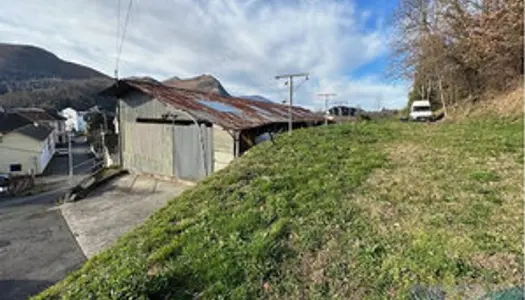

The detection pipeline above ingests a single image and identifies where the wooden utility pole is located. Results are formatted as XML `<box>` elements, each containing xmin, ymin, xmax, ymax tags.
<box><xmin>275</xmin><ymin>73</ymin><xmax>309</xmax><ymax>134</ymax></box>
<box><xmin>318</xmin><ymin>93</ymin><xmax>337</xmax><ymax>125</ymax></box>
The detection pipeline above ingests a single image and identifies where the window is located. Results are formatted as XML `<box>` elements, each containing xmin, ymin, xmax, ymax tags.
<box><xmin>10</xmin><ymin>164</ymin><xmax>22</xmax><ymax>172</ymax></box>
<box><xmin>412</xmin><ymin>106</ymin><xmax>431</xmax><ymax>112</ymax></box>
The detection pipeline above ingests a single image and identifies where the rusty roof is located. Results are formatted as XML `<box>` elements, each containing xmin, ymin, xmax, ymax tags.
<box><xmin>105</xmin><ymin>78</ymin><xmax>325</xmax><ymax>130</ymax></box>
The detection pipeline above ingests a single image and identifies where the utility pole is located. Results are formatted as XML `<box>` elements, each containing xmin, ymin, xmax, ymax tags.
<box><xmin>100</xmin><ymin>124</ymin><xmax>106</xmax><ymax>168</ymax></box>
<box><xmin>275</xmin><ymin>73</ymin><xmax>309</xmax><ymax>135</ymax></box>
<box><xmin>318</xmin><ymin>93</ymin><xmax>337</xmax><ymax>125</ymax></box>
<box><xmin>376</xmin><ymin>93</ymin><xmax>382</xmax><ymax>111</ymax></box>
<box><xmin>68</xmin><ymin>132</ymin><xmax>73</xmax><ymax>183</ymax></box>
<box><xmin>347</xmin><ymin>100</ymin><xmax>351</xmax><ymax>121</ymax></box>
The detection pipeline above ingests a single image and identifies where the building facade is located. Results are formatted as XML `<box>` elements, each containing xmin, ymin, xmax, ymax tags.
<box><xmin>0</xmin><ymin>124</ymin><xmax>54</xmax><ymax>175</ymax></box>
<box><xmin>61</xmin><ymin>107</ymin><xmax>87</xmax><ymax>133</ymax></box>
<box><xmin>103</xmin><ymin>78</ymin><xmax>324</xmax><ymax>182</ymax></box>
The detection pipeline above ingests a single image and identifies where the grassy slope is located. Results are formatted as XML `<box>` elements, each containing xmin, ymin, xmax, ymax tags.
<box><xmin>34</xmin><ymin>116</ymin><xmax>523</xmax><ymax>299</ymax></box>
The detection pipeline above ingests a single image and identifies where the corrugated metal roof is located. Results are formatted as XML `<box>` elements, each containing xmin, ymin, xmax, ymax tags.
<box><xmin>106</xmin><ymin>78</ymin><xmax>325</xmax><ymax>130</ymax></box>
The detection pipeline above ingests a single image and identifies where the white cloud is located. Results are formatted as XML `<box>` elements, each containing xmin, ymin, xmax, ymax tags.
<box><xmin>0</xmin><ymin>0</ymin><xmax>409</xmax><ymax>109</ymax></box>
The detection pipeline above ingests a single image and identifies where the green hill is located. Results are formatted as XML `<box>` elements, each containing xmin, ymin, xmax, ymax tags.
<box><xmin>33</xmin><ymin>112</ymin><xmax>523</xmax><ymax>299</ymax></box>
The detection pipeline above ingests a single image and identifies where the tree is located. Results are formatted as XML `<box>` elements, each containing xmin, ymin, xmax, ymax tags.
<box><xmin>391</xmin><ymin>0</ymin><xmax>524</xmax><ymax>109</ymax></box>
<box><xmin>85</xmin><ymin>112</ymin><xmax>115</xmax><ymax>134</ymax></box>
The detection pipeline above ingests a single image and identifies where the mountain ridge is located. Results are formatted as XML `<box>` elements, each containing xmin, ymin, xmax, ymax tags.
<box><xmin>0</xmin><ymin>43</ymin><xmax>114</xmax><ymax>110</ymax></box>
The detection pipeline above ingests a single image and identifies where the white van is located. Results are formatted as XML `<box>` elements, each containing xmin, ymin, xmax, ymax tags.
<box><xmin>409</xmin><ymin>100</ymin><xmax>432</xmax><ymax>121</ymax></box>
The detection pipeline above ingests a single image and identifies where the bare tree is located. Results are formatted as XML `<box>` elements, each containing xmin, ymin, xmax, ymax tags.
<box><xmin>391</xmin><ymin>0</ymin><xmax>524</xmax><ymax>108</ymax></box>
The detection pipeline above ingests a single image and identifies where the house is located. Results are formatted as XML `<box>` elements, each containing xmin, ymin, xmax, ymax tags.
<box><xmin>13</xmin><ymin>107</ymin><xmax>68</xmax><ymax>145</ymax></box>
<box><xmin>101</xmin><ymin>78</ymin><xmax>325</xmax><ymax>182</ymax></box>
<box><xmin>61</xmin><ymin>107</ymin><xmax>87</xmax><ymax>133</ymax></box>
<box><xmin>0</xmin><ymin>112</ymin><xmax>55</xmax><ymax>175</ymax></box>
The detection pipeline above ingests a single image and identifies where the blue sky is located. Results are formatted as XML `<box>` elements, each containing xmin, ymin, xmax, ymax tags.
<box><xmin>0</xmin><ymin>0</ymin><xmax>409</xmax><ymax>111</ymax></box>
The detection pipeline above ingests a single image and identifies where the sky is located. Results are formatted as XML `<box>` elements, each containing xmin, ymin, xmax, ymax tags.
<box><xmin>0</xmin><ymin>0</ymin><xmax>410</xmax><ymax>111</ymax></box>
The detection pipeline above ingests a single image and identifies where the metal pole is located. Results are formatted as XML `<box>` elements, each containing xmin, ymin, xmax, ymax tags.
<box><xmin>68</xmin><ymin>133</ymin><xmax>73</xmax><ymax>183</ymax></box>
<box><xmin>347</xmin><ymin>100</ymin><xmax>350</xmax><ymax>121</ymax></box>
<box><xmin>288</xmin><ymin>77</ymin><xmax>293</xmax><ymax>135</ymax></box>
<box><xmin>100</xmin><ymin>124</ymin><xmax>106</xmax><ymax>167</ymax></box>
<box><xmin>324</xmin><ymin>96</ymin><xmax>328</xmax><ymax>125</ymax></box>
<box><xmin>318</xmin><ymin>93</ymin><xmax>336</xmax><ymax>126</ymax></box>
<box><xmin>275</xmin><ymin>72</ymin><xmax>309</xmax><ymax>135</ymax></box>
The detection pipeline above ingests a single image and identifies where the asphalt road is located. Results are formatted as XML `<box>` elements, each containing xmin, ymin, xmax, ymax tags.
<box><xmin>0</xmin><ymin>142</ymin><xmax>94</xmax><ymax>300</ymax></box>
<box><xmin>41</xmin><ymin>142</ymin><xmax>97</xmax><ymax>184</ymax></box>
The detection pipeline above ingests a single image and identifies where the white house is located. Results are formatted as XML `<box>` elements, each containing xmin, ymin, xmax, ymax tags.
<box><xmin>61</xmin><ymin>107</ymin><xmax>87</xmax><ymax>133</ymax></box>
<box><xmin>0</xmin><ymin>123</ymin><xmax>55</xmax><ymax>175</ymax></box>
<box><xmin>14</xmin><ymin>108</ymin><xmax>68</xmax><ymax>145</ymax></box>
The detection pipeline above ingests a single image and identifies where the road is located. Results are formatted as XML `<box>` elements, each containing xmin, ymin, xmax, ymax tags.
<box><xmin>40</xmin><ymin>141</ymin><xmax>97</xmax><ymax>185</ymax></box>
<box><xmin>0</xmin><ymin>142</ymin><xmax>94</xmax><ymax>300</ymax></box>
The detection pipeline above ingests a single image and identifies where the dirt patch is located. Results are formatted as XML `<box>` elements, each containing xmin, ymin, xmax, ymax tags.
<box><xmin>471</xmin><ymin>253</ymin><xmax>521</xmax><ymax>279</ymax></box>
<box><xmin>448</xmin><ymin>85</ymin><xmax>523</xmax><ymax>121</ymax></box>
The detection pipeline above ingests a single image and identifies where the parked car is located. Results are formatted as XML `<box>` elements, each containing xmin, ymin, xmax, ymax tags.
<box><xmin>56</xmin><ymin>148</ymin><xmax>69</xmax><ymax>156</ymax></box>
<box><xmin>0</xmin><ymin>174</ymin><xmax>11</xmax><ymax>196</ymax></box>
<box><xmin>409</xmin><ymin>100</ymin><xmax>433</xmax><ymax>122</ymax></box>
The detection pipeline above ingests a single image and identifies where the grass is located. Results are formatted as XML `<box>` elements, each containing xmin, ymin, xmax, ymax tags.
<box><xmin>33</xmin><ymin>115</ymin><xmax>523</xmax><ymax>299</ymax></box>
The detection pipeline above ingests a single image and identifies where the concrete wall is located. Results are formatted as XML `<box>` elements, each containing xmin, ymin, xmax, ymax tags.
<box><xmin>213</xmin><ymin>125</ymin><xmax>234</xmax><ymax>171</ymax></box>
<box><xmin>0</xmin><ymin>133</ymin><xmax>41</xmax><ymax>175</ymax></box>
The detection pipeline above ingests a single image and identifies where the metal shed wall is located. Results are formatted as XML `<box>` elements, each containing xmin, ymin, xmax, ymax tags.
<box><xmin>173</xmin><ymin>124</ymin><xmax>213</xmax><ymax>181</ymax></box>
<box><xmin>120</xmin><ymin>92</ymin><xmax>176</xmax><ymax>177</ymax></box>
<box><xmin>212</xmin><ymin>125</ymin><xmax>235</xmax><ymax>171</ymax></box>
<box><xmin>119</xmin><ymin>91</ymin><xmax>214</xmax><ymax>180</ymax></box>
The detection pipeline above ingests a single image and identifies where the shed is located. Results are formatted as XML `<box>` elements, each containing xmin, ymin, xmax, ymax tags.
<box><xmin>102</xmin><ymin>78</ymin><xmax>324</xmax><ymax>181</ymax></box>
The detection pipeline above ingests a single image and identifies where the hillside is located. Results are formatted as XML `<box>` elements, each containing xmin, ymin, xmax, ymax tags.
<box><xmin>163</xmin><ymin>74</ymin><xmax>231</xmax><ymax>97</ymax></box>
<box><xmin>34</xmin><ymin>86</ymin><xmax>523</xmax><ymax>299</ymax></box>
<box><xmin>0</xmin><ymin>43</ymin><xmax>114</xmax><ymax>110</ymax></box>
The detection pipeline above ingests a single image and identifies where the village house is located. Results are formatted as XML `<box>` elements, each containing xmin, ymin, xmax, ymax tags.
<box><xmin>13</xmin><ymin>107</ymin><xmax>68</xmax><ymax>145</ymax></box>
<box><xmin>60</xmin><ymin>107</ymin><xmax>88</xmax><ymax>133</ymax></box>
<box><xmin>0</xmin><ymin>111</ymin><xmax>55</xmax><ymax>175</ymax></box>
<box><xmin>102</xmin><ymin>78</ymin><xmax>325</xmax><ymax>182</ymax></box>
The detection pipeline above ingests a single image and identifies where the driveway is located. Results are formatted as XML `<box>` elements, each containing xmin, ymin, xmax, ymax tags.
<box><xmin>0</xmin><ymin>172</ymin><xmax>190</xmax><ymax>299</ymax></box>
<box><xmin>61</xmin><ymin>174</ymin><xmax>191</xmax><ymax>258</ymax></box>
<box><xmin>0</xmin><ymin>189</ymin><xmax>86</xmax><ymax>300</ymax></box>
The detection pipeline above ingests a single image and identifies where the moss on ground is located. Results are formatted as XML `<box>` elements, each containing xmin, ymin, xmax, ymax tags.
<box><xmin>33</xmin><ymin>116</ymin><xmax>523</xmax><ymax>300</ymax></box>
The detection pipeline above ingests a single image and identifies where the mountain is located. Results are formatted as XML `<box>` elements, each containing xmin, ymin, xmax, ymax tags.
<box><xmin>239</xmin><ymin>95</ymin><xmax>274</xmax><ymax>103</ymax></box>
<box><xmin>163</xmin><ymin>74</ymin><xmax>278</xmax><ymax>104</ymax></box>
<box><xmin>163</xmin><ymin>74</ymin><xmax>231</xmax><ymax>97</ymax></box>
<box><xmin>0</xmin><ymin>43</ymin><xmax>114</xmax><ymax>111</ymax></box>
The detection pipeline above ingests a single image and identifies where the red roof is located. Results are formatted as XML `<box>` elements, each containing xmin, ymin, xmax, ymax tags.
<box><xmin>109</xmin><ymin>78</ymin><xmax>325</xmax><ymax>130</ymax></box>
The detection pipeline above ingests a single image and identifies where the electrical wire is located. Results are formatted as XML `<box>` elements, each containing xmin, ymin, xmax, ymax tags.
<box><xmin>115</xmin><ymin>0</ymin><xmax>121</xmax><ymax>78</ymax></box>
<box><xmin>293</xmin><ymin>77</ymin><xmax>309</xmax><ymax>92</ymax></box>
<box><xmin>115</xmin><ymin>0</ymin><xmax>134</xmax><ymax>79</ymax></box>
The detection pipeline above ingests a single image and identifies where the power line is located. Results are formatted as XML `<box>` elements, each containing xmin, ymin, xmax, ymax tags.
<box><xmin>294</xmin><ymin>77</ymin><xmax>309</xmax><ymax>93</ymax></box>
<box><xmin>116</xmin><ymin>0</ymin><xmax>121</xmax><ymax>77</ymax></box>
<box><xmin>115</xmin><ymin>0</ymin><xmax>134</xmax><ymax>80</ymax></box>
<box><xmin>275</xmin><ymin>73</ymin><xmax>309</xmax><ymax>135</ymax></box>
